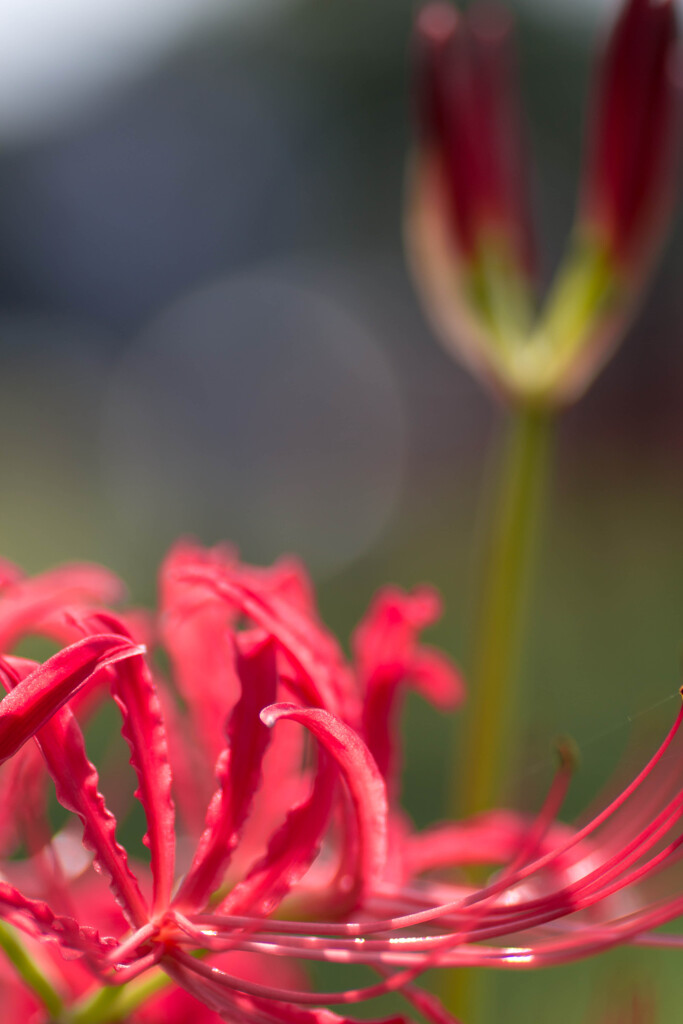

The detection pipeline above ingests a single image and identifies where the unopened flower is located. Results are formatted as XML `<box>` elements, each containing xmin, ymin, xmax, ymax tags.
<box><xmin>407</xmin><ymin>0</ymin><xmax>681</xmax><ymax>406</ymax></box>
<box><xmin>580</xmin><ymin>0</ymin><xmax>680</xmax><ymax>277</ymax></box>
<box><xmin>408</xmin><ymin>1</ymin><xmax>536</xmax><ymax>397</ymax></box>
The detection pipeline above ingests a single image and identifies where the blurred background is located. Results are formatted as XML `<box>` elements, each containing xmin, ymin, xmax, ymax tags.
<box><xmin>2</xmin><ymin>0</ymin><xmax>683</xmax><ymax>1019</ymax></box>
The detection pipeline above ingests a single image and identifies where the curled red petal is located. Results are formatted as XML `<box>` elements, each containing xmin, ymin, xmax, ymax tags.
<box><xmin>79</xmin><ymin>611</ymin><xmax>176</xmax><ymax>915</ymax></box>
<box><xmin>0</xmin><ymin>650</ymin><xmax>150</xmax><ymax>928</ymax></box>
<box><xmin>0</xmin><ymin>880</ymin><xmax>114</xmax><ymax>960</ymax></box>
<box><xmin>354</xmin><ymin>586</ymin><xmax>463</xmax><ymax>788</ymax></box>
<box><xmin>410</xmin><ymin>648</ymin><xmax>464</xmax><ymax>709</ymax></box>
<box><xmin>0</xmin><ymin>634</ymin><xmax>143</xmax><ymax>765</ymax></box>
<box><xmin>219</xmin><ymin>749</ymin><xmax>335</xmax><ymax>918</ymax></box>
<box><xmin>160</xmin><ymin>543</ymin><xmax>242</xmax><ymax>774</ymax></box>
<box><xmin>172</xmin><ymin>561</ymin><xmax>359</xmax><ymax>724</ymax></box>
<box><xmin>260</xmin><ymin>703</ymin><xmax>388</xmax><ymax>902</ymax></box>
<box><xmin>176</xmin><ymin>637</ymin><xmax>278</xmax><ymax>912</ymax></box>
<box><xmin>155</xmin><ymin>675</ymin><xmax>208</xmax><ymax>836</ymax></box>
<box><xmin>35</xmin><ymin>706</ymin><xmax>149</xmax><ymax>928</ymax></box>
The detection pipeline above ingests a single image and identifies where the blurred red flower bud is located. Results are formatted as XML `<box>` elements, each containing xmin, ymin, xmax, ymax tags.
<box><xmin>581</xmin><ymin>0</ymin><xmax>681</xmax><ymax>276</ymax></box>
<box><xmin>414</xmin><ymin>2</ymin><xmax>535</xmax><ymax>276</ymax></box>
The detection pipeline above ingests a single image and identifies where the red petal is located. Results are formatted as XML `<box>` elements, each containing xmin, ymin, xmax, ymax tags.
<box><xmin>175</xmin><ymin>637</ymin><xmax>278</xmax><ymax>912</ymax></box>
<box><xmin>0</xmin><ymin>558</ymin><xmax>23</xmax><ymax>591</ymax></box>
<box><xmin>81</xmin><ymin>612</ymin><xmax>176</xmax><ymax>915</ymax></box>
<box><xmin>354</xmin><ymin>587</ymin><xmax>463</xmax><ymax>788</ymax></box>
<box><xmin>0</xmin><ymin>649</ymin><xmax>150</xmax><ymax>928</ymax></box>
<box><xmin>401</xmin><ymin>810</ymin><xmax>577</xmax><ymax>876</ymax></box>
<box><xmin>219</xmin><ymin>749</ymin><xmax>335</xmax><ymax>918</ymax></box>
<box><xmin>0</xmin><ymin>744</ymin><xmax>45</xmax><ymax>856</ymax></box>
<box><xmin>260</xmin><ymin>704</ymin><xmax>388</xmax><ymax>902</ymax></box>
<box><xmin>410</xmin><ymin>648</ymin><xmax>464</xmax><ymax>709</ymax></box>
<box><xmin>0</xmin><ymin>564</ymin><xmax>125</xmax><ymax>651</ymax></box>
<box><xmin>0</xmin><ymin>880</ymin><xmax>114</xmax><ymax>959</ymax></box>
<box><xmin>37</xmin><ymin>708</ymin><xmax>149</xmax><ymax>928</ymax></box>
<box><xmin>156</xmin><ymin>676</ymin><xmax>208</xmax><ymax>836</ymax></box>
<box><xmin>252</xmin><ymin>557</ymin><xmax>318</xmax><ymax>618</ymax></box>
<box><xmin>0</xmin><ymin>634</ymin><xmax>142</xmax><ymax>764</ymax></box>
<box><xmin>160</xmin><ymin>543</ymin><xmax>242</xmax><ymax>776</ymax></box>
<box><xmin>171</xmin><ymin>560</ymin><xmax>359</xmax><ymax>724</ymax></box>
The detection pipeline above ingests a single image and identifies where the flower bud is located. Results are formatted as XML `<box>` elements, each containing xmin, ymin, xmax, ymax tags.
<box><xmin>533</xmin><ymin>0</ymin><xmax>682</xmax><ymax>406</ymax></box>
<box><xmin>408</xmin><ymin>2</ymin><xmax>536</xmax><ymax>399</ymax></box>
<box><xmin>414</xmin><ymin>2</ymin><xmax>535</xmax><ymax>276</ymax></box>
<box><xmin>581</xmin><ymin>0</ymin><xmax>680</xmax><ymax>277</ymax></box>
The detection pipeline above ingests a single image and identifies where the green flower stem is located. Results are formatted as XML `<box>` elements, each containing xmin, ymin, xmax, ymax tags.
<box><xmin>0</xmin><ymin>919</ymin><xmax>65</xmax><ymax>1019</ymax></box>
<box><xmin>457</xmin><ymin>404</ymin><xmax>554</xmax><ymax>820</ymax></box>
<box><xmin>441</xmin><ymin>406</ymin><xmax>553</xmax><ymax>1023</ymax></box>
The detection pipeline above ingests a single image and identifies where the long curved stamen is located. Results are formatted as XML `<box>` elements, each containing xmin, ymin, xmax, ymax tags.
<box><xmin>102</xmin><ymin>923</ymin><xmax>157</xmax><ymax>968</ymax></box>
<box><xmin>107</xmin><ymin>948</ymin><xmax>164</xmax><ymax>985</ymax></box>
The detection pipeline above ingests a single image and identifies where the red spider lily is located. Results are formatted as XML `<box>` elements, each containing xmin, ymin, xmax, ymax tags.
<box><xmin>0</xmin><ymin>907</ymin><xmax>309</xmax><ymax>1024</ymax></box>
<box><xmin>0</xmin><ymin>550</ymin><xmax>682</xmax><ymax>1023</ymax></box>
<box><xmin>0</xmin><ymin>552</ymin><xmax>462</xmax><ymax>1024</ymax></box>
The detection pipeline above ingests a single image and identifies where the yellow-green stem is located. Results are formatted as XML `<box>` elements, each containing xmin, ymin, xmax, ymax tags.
<box><xmin>442</xmin><ymin>406</ymin><xmax>553</xmax><ymax>1023</ymax></box>
<box><xmin>458</xmin><ymin>404</ymin><xmax>553</xmax><ymax>818</ymax></box>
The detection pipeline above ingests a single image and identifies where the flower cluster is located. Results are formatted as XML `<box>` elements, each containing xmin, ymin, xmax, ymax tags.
<box><xmin>0</xmin><ymin>546</ymin><xmax>681</xmax><ymax>1023</ymax></box>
